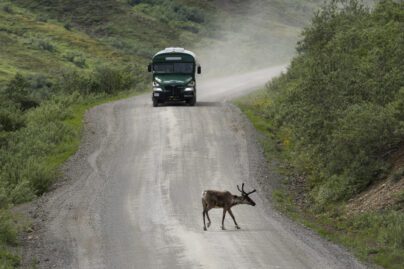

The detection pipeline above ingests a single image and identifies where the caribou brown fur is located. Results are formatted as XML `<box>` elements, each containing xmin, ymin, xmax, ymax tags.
<box><xmin>202</xmin><ymin>183</ymin><xmax>256</xmax><ymax>231</ymax></box>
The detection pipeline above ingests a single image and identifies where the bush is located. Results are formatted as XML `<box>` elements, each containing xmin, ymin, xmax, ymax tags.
<box><xmin>0</xmin><ymin>248</ymin><xmax>20</xmax><ymax>269</ymax></box>
<box><xmin>0</xmin><ymin>94</ymin><xmax>78</xmax><ymax>202</ymax></box>
<box><xmin>133</xmin><ymin>1</ymin><xmax>206</xmax><ymax>24</ymax></box>
<box><xmin>0</xmin><ymin>210</ymin><xmax>20</xmax><ymax>268</ymax></box>
<box><xmin>29</xmin><ymin>37</ymin><xmax>56</xmax><ymax>52</ymax></box>
<box><xmin>57</xmin><ymin>70</ymin><xmax>92</xmax><ymax>94</ymax></box>
<box><xmin>2</xmin><ymin>74</ymin><xmax>40</xmax><ymax>111</ymax></box>
<box><xmin>57</xmin><ymin>66</ymin><xmax>134</xmax><ymax>95</ymax></box>
<box><xmin>90</xmin><ymin>66</ymin><xmax>134</xmax><ymax>94</ymax></box>
<box><xmin>64</xmin><ymin>22</ymin><xmax>72</xmax><ymax>31</ymax></box>
<box><xmin>63</xmin><ymin>51</ymin><xmax>87</xmax><ymax>68</ymax></box>
<box><xmin>127</xmin><ymin>0</ymin><xmax>142</xmax><ymax>5</ymax></box>
<box><xmin>1</xmin><ymin>73</ymin><xmax>55</xmax><ymax>111</ymax></box>
<box><xmin>2</xmin><ymin>5</ymin><xmax>13</xmax><ymax>14</ymax></box>
<box><xmin>25</xmin><ymin>160</ymin><xmax>56</xmax><ymax>195</ymax></box>
<box><xmin>324</xmin><ymin>104</ymin><xmax>401</xmax><ymax>198</ymax></box>
<box><xmin>36</xmin><ymin>14</ymin><xmax>48</xmax><ymax>22</ymax></box>
<box><xmin>0</xmin><ymin>102</ymin><xmax>25</xmax><ymax>132</ymax></box>
<box><xmin>352</xmin><ymin>211</ymin><xmax>404</xmax><ymax>249</ymax></box>
<box><xmin>0</xmin><ymin>211</ymin><xmax>17</xmax><ymax>246</ymax></box>
<box><xmin>262</xmin><ymin>0</ymin><xmax>404</xmax><ymax>205</ymax></box>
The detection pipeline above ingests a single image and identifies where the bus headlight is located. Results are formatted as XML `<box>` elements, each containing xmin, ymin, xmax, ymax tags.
<box><xmin>184</xmin><ymin>87</ymin><xmax>194</xmax><ymax>92</ymax></box>
<box><xmin>187</xmin><ymin>80</ymin><xmax>195</xmax><ymax>87</ymax></box>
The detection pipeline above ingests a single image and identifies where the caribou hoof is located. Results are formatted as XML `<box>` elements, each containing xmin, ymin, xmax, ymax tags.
<box><xmin>221</xmin><ymin>226</ymin><xmax>226</xmax><ymax>230</ymax></box>
<box><xmin>207</xmin><ymin>222</ymin><xmax>211</xmax><ymax>228</ymax></box>
<box><xmin>204</xmin><ymin>227</ymin><xmax>207</xmax><ymax>231</ymax></box>
<box><xmin>236</xmin><ymin>225</ymin><xmax>241</xmax><ymax>229</ymax></box>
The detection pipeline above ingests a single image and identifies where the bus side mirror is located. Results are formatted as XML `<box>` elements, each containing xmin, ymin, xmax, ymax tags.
<box><xmin>197</xmin><ymin>65</ymin><xmax>201</xmax><ymax>74</ymax></box>
<box><xmin>148</xmin><ymin>64</ymin><xmax>152</xmax><ymax>72</ymax></box>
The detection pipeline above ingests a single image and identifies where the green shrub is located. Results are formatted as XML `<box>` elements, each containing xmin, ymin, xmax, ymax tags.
<box><xmin>127</xmin><ymin>0</ymin><xmax>142</xmax><ymax>5</ymax></box>
<box><xmin>64</xmin><ymin>22</ymin><xmax>72</xmax><ymax>31</ymax></box>
<box><xmin>325</xmin><ymin>104</ymin><xmax>400</xmax><ymax>197</ymax></box>
<box><xmin>352</xmin><ymin>211</ymin><xmax>404</xmax><ymax>249</ymax></box>
<box><xmin>392</xmin><ymin>168</ymin><xmax>404</xmax><ymax>182</ymax></box>
<box><xmin>133</xmin><ymin>1</ymin><xmax>206</xmax><ymax>24</ymax></box>
<box><xmin>25</xmin><ymin>160</ymin><xmax>56</xmax><ymax>195</ymax></box>
<box><xmin>0</xmin><ymin>248</ymin><xmax>20</xmax><ymax>268</ymax></box>
<box><xmin>26</xmin><ymin>74</ymin><xmax>55</xmax><ymax>101</ymax></box>
<box><xmin>2</xmin><ymin>74</ymin><xmax>40</xmax><ymax>111</ymax></box>
<box><xmin>263</xmin><ymin>0</ymin><xmax>404</xmax><ymax>206</ymax></box>
<box><xmin>63</xmin><ymin>51</ymin><xmax>87</xmax><ymax>68</ymax></box>
<box><xmin>1</xmin><ymin>73</ymin><xmax>55</xmax><ymax>111</ymax></box>
<box><xmin>90</xmin><ymin>66</ymin><xmax>134</xmax><ymax>94</ymax></box>
<box><xmin>57</xmin><ymin>70</ymin><xmax>92</xmax><ymax>95</ymax></box>
<box><xmin>0</xmin><ymin>210</ymin><xmax>20</xmax><ymax>268</ymax></box>
<box><xmin>28</xmin><ymin>37</ymin><xmax>56</xmax><ymax>52</ymax></box>
<box><xmin>0</xmin><ymin>186</ymin><xmax>9</xmax><ymax>209</ymax></box>
<box><xmin>0</xmin><ymin>102</ymin><xmax>25</xmax><ymax>132</ymax></box>
<box><xmin>57</xmin><ymin>66</ymin><xmax>134</xmax><ymax>95</ymax></box>
<box><xmin>2</xmin><ymin>5</ymin><xmax>13</xmax><ymax>14</ymax></box>
<box><xmin>0</xmin><ymin>94</ymin><xmax>78</xmax><ymax>202</ymax></box>
<box><xmin>36</xmin><ymin>14</ymin><xmax>48</xmax><ymax>22</ymax></box>
<box><xmin>0</xmin><ymin>211</ymin><xmax>17</xmax><ymax>246</ymax></box>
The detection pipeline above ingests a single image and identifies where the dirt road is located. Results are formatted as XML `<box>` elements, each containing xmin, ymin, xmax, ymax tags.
<box><xmin>25</xmin><ymin>66</ymin><xmax>367</xmax><ymax>268</ymax></box>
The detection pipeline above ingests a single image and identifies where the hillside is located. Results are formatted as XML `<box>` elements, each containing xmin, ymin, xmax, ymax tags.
<box><xmin>1</xmin><ymin>0</ymin><xmax>322</xmax><ymax>80</ymax></box>
<box><xmin>237</xmin><ymin>1</ymin><xmax>404</xmax><ymax>268</ymax></box>
<box><xmin>0</xmin><ymin>0</ymin><xmax>321</xmax><ymax>267</ymax></box>
<box><xmin>0</xmin><ymin>0</ymin><xmax>214</xmax><ymax>85</ymax></box>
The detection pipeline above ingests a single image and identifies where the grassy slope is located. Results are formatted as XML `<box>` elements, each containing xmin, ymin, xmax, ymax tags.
<box><xmin>237</xmin><ymin>1</ymin><xmax>404</xmax><ymax>268</ymax></box>
<box><xmin>0</xmin><ymin>4</ymin><xmax>130</xmax><ymax>83</ymax></box>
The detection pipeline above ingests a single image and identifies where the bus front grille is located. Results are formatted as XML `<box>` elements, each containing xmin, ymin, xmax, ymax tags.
<box><xmin>165</xmin><ymin>86</ymin><xmax>183</xmax><ymax>97</ymax></box>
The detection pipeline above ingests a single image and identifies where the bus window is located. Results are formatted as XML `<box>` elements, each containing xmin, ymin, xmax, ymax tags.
<box><xmin>153</xmin><ymin>63</ymin><xmax>194</xmax><ymax>74</ymax></box>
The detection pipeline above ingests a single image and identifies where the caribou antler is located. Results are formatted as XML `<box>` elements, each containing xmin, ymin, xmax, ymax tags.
<box><xmin>246</xmin><ymin>189</ymin><xmax>256</xmax><ymax>196</ymax></box>
<box><xmin>237</xmin><ymin>183</ymin><xmax>245</xmax><ymax>194</ymax></box>
<box><xmin>237</xmin><ymin>183</ymin><xmax>256</xmax><ymax>196</ymax></box>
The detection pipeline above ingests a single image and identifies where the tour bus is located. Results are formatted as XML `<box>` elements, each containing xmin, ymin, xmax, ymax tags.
<box><xmin>148</xmin><ymin>47</ymin><xmax>201</xmax><ymax>107</ymax></box>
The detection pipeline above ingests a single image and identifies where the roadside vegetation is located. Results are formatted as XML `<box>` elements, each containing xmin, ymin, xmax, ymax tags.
<box><xmin>237</xmin><ymin>1</ymin><xmax>404</xmax><ymax>268</ymax></box>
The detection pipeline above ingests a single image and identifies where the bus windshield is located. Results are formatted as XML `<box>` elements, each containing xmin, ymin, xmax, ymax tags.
<box><xmin>153</xmin><ymin>63</ymin><xmax>194</xmax><ymax>74</ymax></box>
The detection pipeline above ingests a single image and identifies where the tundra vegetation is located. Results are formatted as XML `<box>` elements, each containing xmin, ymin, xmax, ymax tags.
<box><xmin>0</xmin><ymin>0</ymin><xmax>321</xmax><ymax>267</ymax></box>
<box><xmin>237</xmin><ymin>1</ymin><xmax>404</xmax><ymax>268</ymax></box>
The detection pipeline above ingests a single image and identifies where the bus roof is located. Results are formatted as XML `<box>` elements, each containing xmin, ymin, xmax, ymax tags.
<box><xmin>153</xmin><ymin>47</ymin><xmax>197</xmax><ymax>62</ymax></box>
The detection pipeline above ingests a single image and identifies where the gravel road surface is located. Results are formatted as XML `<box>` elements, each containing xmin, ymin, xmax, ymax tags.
<box><xmin>23</xmin><ymin>66</ymin><xmax>367</xmax><ymax>269</ymax></box>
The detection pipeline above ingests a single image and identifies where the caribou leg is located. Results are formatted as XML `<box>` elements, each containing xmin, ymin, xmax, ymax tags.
<box><xmin>205</xmin><ymin>209</ymin><xmax>211</xmax><ymax>228</ymax></box>
<box><xmin>203</xmin><ymin>210</ymin><xmax>207</xmax><ymax>231</ymax></box>
<box><xmin>228</xmin><ymin>208</ymin><xmax>240</xmax><ymax>229</ymax></box>
<box><xmin>221</xmin><ymin>208</ymin><xmax>227</xmax><ymax>230</ymax></box>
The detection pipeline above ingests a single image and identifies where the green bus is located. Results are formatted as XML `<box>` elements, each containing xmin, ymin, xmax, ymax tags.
<box><xmin>148</xmin><ymin>47</ymin><xmax>201</xmax><ymax>107</ymax></box>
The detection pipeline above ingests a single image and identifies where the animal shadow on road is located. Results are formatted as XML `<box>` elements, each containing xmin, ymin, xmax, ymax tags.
<box><xmin>201</xmin><ymin>227</ymin><xmax>269</xmax><ymax>233</ymax></box>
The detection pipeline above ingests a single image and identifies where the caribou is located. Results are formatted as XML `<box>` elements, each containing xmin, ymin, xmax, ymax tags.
<box><xmin>202</xmin><ymin>183</ymin><xmax>256</xmax><ymax>231</ymax></box>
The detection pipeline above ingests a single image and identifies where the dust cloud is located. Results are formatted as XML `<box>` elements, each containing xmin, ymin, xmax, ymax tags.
<box><xmin>194</xmin><ymin>0</ymin><xmax>320</xmax><ymax>79</ymax></box>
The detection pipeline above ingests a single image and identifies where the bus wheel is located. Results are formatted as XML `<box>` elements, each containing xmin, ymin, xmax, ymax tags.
<box><xmin>153</xmin><ymin>99</ymin><xmax>159</xmax><ymax>107</ymax></box>
<box><xmin>188</xmin><ymin>97</ymin><xmax>196</xmax><ymax>106</ymax></box>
